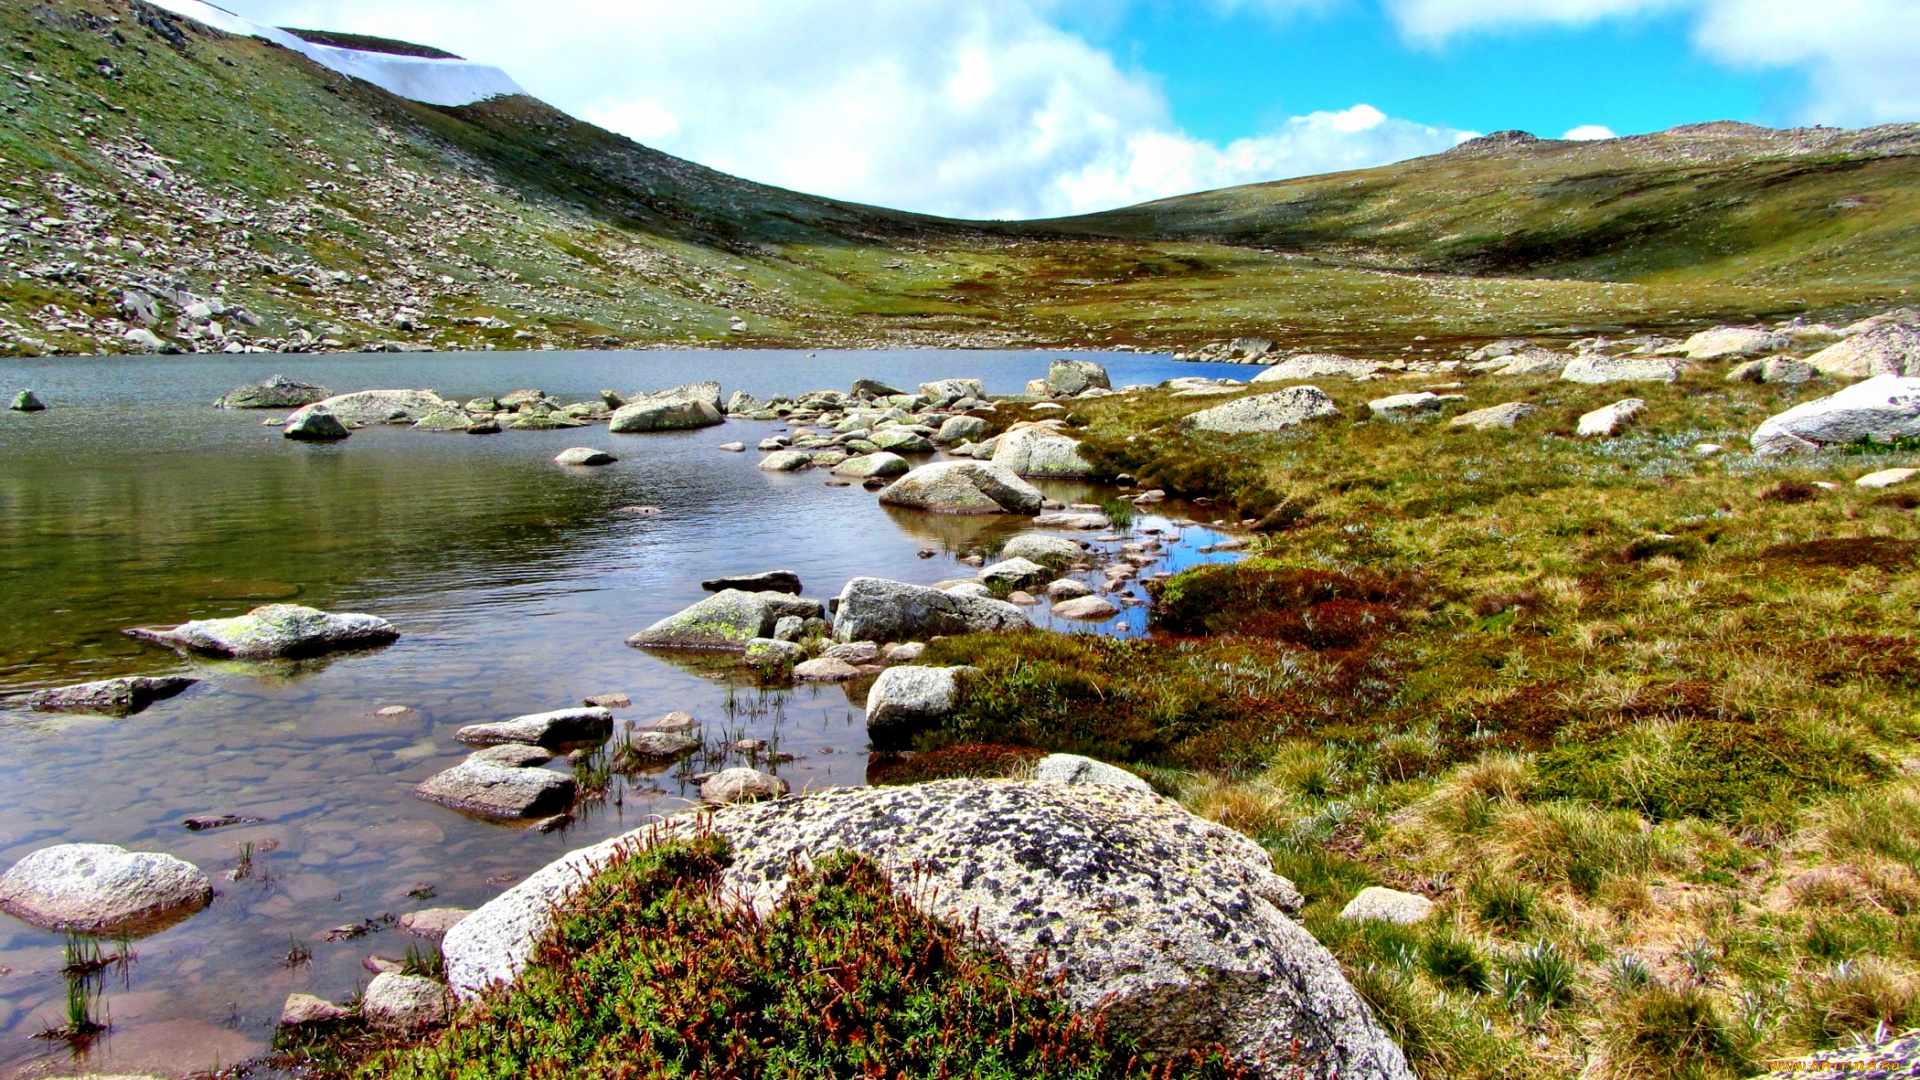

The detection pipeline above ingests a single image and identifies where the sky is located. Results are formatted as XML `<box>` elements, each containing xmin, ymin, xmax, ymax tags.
<box><xmin>219</xmin><ymin>0</ymin><xmax>1920</xmax><ymax>221</ymax></box>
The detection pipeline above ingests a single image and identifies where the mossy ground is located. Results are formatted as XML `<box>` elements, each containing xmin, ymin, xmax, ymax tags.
<box><xmin>921</xmin><ymin>370</ymin><xmax>1920</xmax><ymax>1079</ymax></box>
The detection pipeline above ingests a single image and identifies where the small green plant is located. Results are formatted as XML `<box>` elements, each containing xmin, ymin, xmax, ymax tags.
<box><xmin>1421</xmin><ymin>927</ymin><xmax>1490</xmax><ymax>993</ymax></box>
<box><xmin>283</xmin><ymin>937</ymin><xmax>313</xmax><ymax>969</ymax></box>
<box><xmin>1101</xmin><ymin>497</ymin><xmax>1137</xmax><ymax>529</ymax></box>
<box><xmin>401</xmin><ymin>942</ymin><xmax>444</xmax><ymax>979</ymax></box>
<box><xmin>1469</xmin><ymin>875</ymin><xmax>1538</xmax><ymax>934</ymax></box>
<box><xmin>1609</xmin><ymin>952</ymin><xmax>1654</xmax><ymax>992</ymax></box>
<box><xmin>573</xmin><ymin>746</ymin><xmax>614</xmax><ymax>798</ymax></box>
<box><xmin>1501</xmin><ymin>939</ymin><xmax>1577</xmax><ymax>1015</ymax></box>
<box><xmin>1678</xmin><ymin>937</ymin><xmax>1720</xmax><ymax>987</ymax></box>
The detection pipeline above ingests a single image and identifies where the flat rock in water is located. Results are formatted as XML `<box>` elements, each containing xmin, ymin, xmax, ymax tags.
<box><xmin>757</xmin><ymin>450</ymin><xmax>814</xmax><ymax>472</ymax></box>
<box><xmin>879</xmin><ymin>460</ymin><xmax>1045</xmax><ymax>515</ymax></box>
<box><xmin>1577</xmin><ymin>398</ymin><xmax>1647</xmax><ymax>438</ymax></box>
<box><xmin>1047</xmin><ymin>578</ymin><xmax>1095</xmax><ymax>599</ymax></box>
<box><xmin>287</xmin><ymin>389</ymin><xmax>453</xmax><ymax>427</ymax></box>
<box><xmin>0</xmin><ymin>843</ymin><xmax>212</xmax><ymax>935</ymax></box>
<box><xmin>219</xmin><ymin>375</ymin><xmax>330</xmax><ymax>409</ymax></box>
<box><xmin>832</xmin><ymin>577</ymin><xmax>1027</xmax><ymax>643</ymax></box>
<box><xmin>126</xmin><ymin>604</ymin><xmax>398</xmax><ymax>660</ymax></box>
<box><xmin>26</xmin><ymin>675</ymin><xmax>197</xmax><ymax>717</ymax></box>
<box><xmin>830</xmin><ymin>452</ymin><xmax>910</xmax><ymax>479</ymax></box>
<box><xmin>871</xmin><ymin>429</ymin><xmax>935</xmax><ymax>454</ymax></box>
<box><xmin>1560</xmin><ymin>355</ymin><xmax>1683</xmax><ymax>384</ymax></box>
<box><xmin>1052</xmin><ymin>595</ymin><xmax>1120</xmax><ymax>621</ymax></box>
<box><xmin>283</xmin><ymin>406</ymin><xmax>350</xmax><ymax>441</ymax></box>
<box><xmin>1033</xmin><ymin>511</ymin><xmax>1110</xmax><ymax>530</ymax></box>
<box><xmin>553</xmin><ymin>447</ymin><xmax>617</xmax><ymax>466</ymax></box>
<box><xmin>621</xmin><ymin>730</ymin><xmax>700</xmax><ymax>760</ymax></box>
<box><xmin>469</xmin><ymin>744</ymin><xmax>554</xmax><ymax>768</ymax></box>
<box><xmin>979</xmin><ymin>557</ymin><xmax>1049</xmax><ymax>587</ymax></box>
<box><xmin>1184</xmin><ymin>387</ymin><xmax>1341</xmax><ymax>434</ymax></box>
<box><xmin>415</xmin><ymin>759</ymin><xmax>576</xmax><ymax>819</ymax></box>
<box><xmin>1752</xmin><ymin>375</ymin><xmax>1920</xmax><ymax>455</ymax></box>
<box><xmin>628</xmin><ymin>590</ymin><xmax>826</xmax><ymax>652</ymax></box>
<box><xmin>700</xmin><ymin>767</ymin><xmax>790</xmax><ymax>805</ymax></box>
<box><xmin>609</xmin><ymin>397</ymin><xmax>724</xmax><ymax>433</ymax></box>
<box><xmin>584</xmin><ymin>693</ymin><xmax>631</xmax><ymax>709</ymax></box>
<box><xmin>1807</xmin><ymin>323</ymin><xmax>1920</xmax><ymax>379</ymax></box>
<box><xmin>793</xmin><ymin>657</ymin><xmax>863</xmax><ymax>682</ymax></box>
<box><xmin>455</xmin><ymin>707</ymin><xmax>613</xmax><ymax>748</ymax></box>
<box><xmin>701</xmin><ymin>570</ymin><xmax>803</xmax><ymax>595</ymax></box>
<box><xmin>399</xmin><ymin>907</ymin><xmax>472</xmax><ymax>940</ymax></box>
<box><xmin>991</xmin><ymin>426</ymin><xmax>1094</xmax><ymax>478</ymax></box>
<box><xmin>1449</xmin><ymin>402</ymin><xmax>1536</xmax><ymax>430</ymax></box>
<box><xmin>442</xmin><ymin>781</ymin><xmax>1408</xmax><ymax>1080</ymax></box>
<box><xmin>1032</xmin><ymin>753</ymin><xmax>1151</xmax><ymax>792</ymax></box>
<box><xmin>1001</xmin><ymin>534</ymin><xmax>1083</xmax><ymax>565</ymax></box>
<box><xmin>280</xmin><ymin>993</ymin><xmax>351</xmax><ymax>1026</ymax></box>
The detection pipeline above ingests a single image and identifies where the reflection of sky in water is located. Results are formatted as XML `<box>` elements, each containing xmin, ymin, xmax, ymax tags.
<box><xmin>0</xmin><ymin>350</ymin><xmax>1248</xmax><ymax>1076</ymax></box>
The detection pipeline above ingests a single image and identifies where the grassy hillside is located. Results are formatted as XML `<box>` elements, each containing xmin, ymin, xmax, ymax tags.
<box><xmin>0</xmin><ymin>0</ymin><xmax>1914</xmax><ymax>361</ymax></box>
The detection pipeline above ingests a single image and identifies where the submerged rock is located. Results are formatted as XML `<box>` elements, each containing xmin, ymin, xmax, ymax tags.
<box><xmin>415</xmin><ymin>756</ymin><xmax>577</xmax><ymax>819</ymax></box>
<box><xmin>0</xmin><ymin>843</ymin><xmax>212</xmax><ymax>935</ymax></box>
<box><xmin>553</xmin><ymin>447</ymin><xmax>617</xmax><ymax>467</ymax></box>
<box><xmin>25</xmin><ymin>675</ymin><xmax>197</xmax><ymax>717</ymax></box>
<box><xmin>282</xmin><ymin>406</ymin><xmax>350</xmax><ymax>441</ymax></box>
<box><xmin>10</xmin><ymin>389</ymin><xmax>48</xmax><ymax>412</ymax></box>
<box><xmin>441</xmin><ymin>780</ymin><xmax>1406</xmax><ymax>1080</ymax></box>
<box><xmin>701</xmin><ymin>570</ymin><xmax>803</xmax><ymax>595</ymax></box>
<box><xmin>455</xmin><ymin>707</ymin><xmax>614</xmax><ymax>748</ymax></box>
<box><xmin>126</xmin><ymin>604</ymin><xmax>398</xmax><ymax>660</ymax></box>
<box><xmin>399</xmin><ymin>907</ymin><xmax>472</xmax><ymax>941</ymax></box>
<box><xmin>878</xmin><ymin>460</ymin><xmax>1045</xmax><ymax>515</ymax></box>
<box><xmin>218</xmin><ymin>375</ymin><xmax>330</xmax><ymax>409</ymax></box>
<box><xmin>832</xmin><ymin>577</ymin><xmax>1027</xmax><ymax>643</ymax></box>
<box><xmin>1184</xmin><ymin>387</ymin><xmax>1341</xmax><ymax>434</ymax></box>
<box><xmin>629</xmin><ymin>590</ymin><xmax>826</xmax><ymax>652</ymax></box>
<box><xmin>1753</xmin><ymin>374</ymin><xmax>1920</xmax><ymax>455</ymax></box>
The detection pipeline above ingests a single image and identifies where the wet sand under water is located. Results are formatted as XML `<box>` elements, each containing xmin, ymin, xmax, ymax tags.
<box><xmin>0</xmin><ymin>349</ymin><xmax>1251</xmax><ymax>1077</ymax></box>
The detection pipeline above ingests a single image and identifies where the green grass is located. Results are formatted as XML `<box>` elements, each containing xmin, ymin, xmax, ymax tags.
<box><xmin>358</xmin><ymin>836</ymin><xmax>1245</xmax><ymax>1080</ymax></box>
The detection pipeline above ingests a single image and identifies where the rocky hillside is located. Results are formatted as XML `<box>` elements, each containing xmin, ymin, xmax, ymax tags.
<box><xmin>0</xmin><ymin>0</ymin><xmax>1915</xmax><ymax>359</ymax></box>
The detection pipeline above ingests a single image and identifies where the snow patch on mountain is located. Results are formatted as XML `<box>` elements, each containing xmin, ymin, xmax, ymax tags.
<box><xmin>142</xmin><ymin>0</ymin><xmax>525</xmax><ymax>108</ymax></box>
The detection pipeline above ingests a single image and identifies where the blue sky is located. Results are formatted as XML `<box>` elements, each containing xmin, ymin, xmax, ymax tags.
<box><xmin>224</xmin><ymin>0</ymin><xmax>1918</xmax><ymax>220</ymax></box>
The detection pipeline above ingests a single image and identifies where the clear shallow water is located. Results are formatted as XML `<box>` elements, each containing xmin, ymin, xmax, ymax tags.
<box><xmin>0</xmin><ymin>349</ymin><xmax>1250</xmax><ymax>1077</ymax></box>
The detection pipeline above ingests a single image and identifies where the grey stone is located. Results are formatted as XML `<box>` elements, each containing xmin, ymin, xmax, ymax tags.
<box><xmin>1032</xmin><ymin>753</ymin><xmax>1151</xmax><ymax>792</ymax></box>
<box><xmin>701</xmin><ymin>767</ymin><xmax>790</xmax><ymax>805</ymax></box>
<box><xmin>1001</xmin><ymin>534</ymin><xmax>1083</xmax><ymax>566</ymax></box>
<box><xmin>286</xmin><ymin>389</ymin><xmax>455</xmax><ymax>427</ymax></box>
<box><xmin>1251</xmin><ymin>354</ymin><xmax>1381</xmax><ymax>382</ymax></box>
<box><xmin>26</xmin><ymin>676</ymin><xmax>197</xmax><ymax>717</ymax></box>
<box><xmin>934</xmin><ymin>415</ymin><xmax>988</xmax><ymax>444</ymax></box>
<box><xmin>414</xmin><ymin>759</ymin><xmax>576</xmax><ymax>819</ymax></box>
<box><xmin>1728</xmin><ymin>357</ymin><xmax>1818</xmax><ymax>385</ymax></box>
<box><xmin>1485</xmin><ymin>348</ymin><xmax>1570</xmax><ymax>377</ymax></box>
<box><xmin>362</xmin><ymin>973</ymin><xmax>451</xmax><ymax>1030</ymax></box>
<box><xmin>1753</xmin><ymin>375</ymin><xmax>1920</xmax><ymax>455</ymax></box>
<box><xmin>628</xmin><ymin>591</ymin><xmax>826</xmax><ymax>652</ymax></box>
<box><xmin>884</xmin><ymin>642</ymin><xmax>926</xmax><ymax>663</ymax></box>
<box><xmin>992</xmin><ymin>427</ymin><xmax>1094</xmax><ymax>478</ymax></box>
<box><xmin>1046</xmin><ymin>578</ymin><xmax>1095</xmax><ymax>599</ymax></box>
<box><xmin>979</xmin><ymin>557</ymin><xmax>1049</xmax><ymax>587</ymax></box>
<box><xmin>609</xmin><ymin>397</ymin><xmax>724</xmax><ymax>433</ymax></box>
<box><xmin>1560</xmin><ymin>355</ymin><xmax>1683</xmax><ymax>384</ymax></box>
<box><xmin>852</xmin><ymin>378</ymin><xmax>906</xmax><ymax>397</ymax></box>
<box><xmin>745</xmin><ymin>638</ymin><xmax>805</xmax><ymax>666</ymax></box>
<box><xmin>832</xmin><ymin>577</ymin><xmax>1027</xmax><ymax>643</ymax></box>
<box><xmin>864</xmin><ymin>665</ymin><xmax>969</xmax><ymax>743</ymax></box>
<box><xmin>1338</xmin><ymin>887</ymin><xmax>1435</xmax><ymax>926</ymax></box>
<box><xmin>701</xmin><ymin>570</ymin><xmax>803</xmax><ymax>595</ymax></box>
<box><xmin>1047</xmin><ymin>359</ymin><xmax>1111</xmax><ymax>395</ymax></box>
<box><xmin>1032</xmin><ymin>511</ymin><xmax>1110</xmax><ymax>530</ymax></box>
<box><xmin>1577</xmin><ymin>399</ymin><xmax>1647</xmax><ymax>438</ymax></box>
<box><xmin>771</xmin><ymin>616</ymin><xmax>808</xmax><ymax>642</ymax></box>
<box><xmin>0</xmin><ymin>843</ymin><xmax>211</xmax><ymax>935</ymax></box>
<box><xmin>400</xmin><ymin>907</ymin><xmax>472</xmax><ymax>940</ymax></box>
<box><xmin>280</xmin><ymin>993</ymin><xmax>351</xmax><ymax>1026</ymax></box>
<box><xmin>793</xmin><ymin>657</ymin><xmax>863</xmax><ymax>682</ymax></box>
<box><xmin>1449</xmin><ymin>402</ymin><xmax>1537</xmax><ymax>430</ymax></box>
<box><xmin>441</xmin><ymin>781</ymin><xmax>1402</xmax><ymax>1080</ymax></box>
<box><xmin>919</xmin><ymin>378</ymin><xmax>986</xmax><ymax>404</ymax></box>
<box><xmin>469</xmin><ymin>744</ymin><xmax>554</xmax><ymax>768</ymax></box>
<box><xmin>1807</xmin><ymin>323</ymin><xmax>1920</xmax><ymax>379</ymax></box>
<box><xmin>726</xmin><ymin>390</ymin><xmax>761</xmax><ymax>414</ymax></box>
<box><xmin>126</xmin><ymin>604</ymin><xmax>398</xmax><ymax>659</ymax></box>
<box><xmin>455</xmin><ymin>707</ymin><xmax>614</xmax><ymax>748</ymax></box>
<box><xmin>554</xmin><ymin>447</ymin><xmax>617</xmax><ymax>467</ymax></box>
<box><xmin>218</xmin><ymin>375</ymin><xmax>330</xmax><ymax>409</ymax></box>
<box><xmin>283</xmin><ymin>406</ymin><xmax>350</xmax><ymax>441</ymax></box>
<box><xmin>124</xmin><ymin>328</ymin><xmax>167</xmax><ymax>352</ymax></box>
<box><xmin>757</xmin><ymin>450</ymin><xmax>814</xmax><ymax>472</ymax></box>
<box><xmin>1051</xmin><ymin>595</ymin><xmax>1120</xmax><ymax>621</ymax></box>
<box><xmin>417</xmin><ymin>410</ymin><xmax>482</xmax><ymax>432</ymax></box>
<box><xmin>1185</xmin><ymin>387</ymin><xmax>1341</xmax><ymax>434</ymax></box>
<box><xmin>871</xmin><ymin>428</ymin><xmax>935</xmax><ymax>454</ymax></box>
<box><xmin>824</xmin><ymin>641</ymin><xmax>882</xmax><ymax>664</ymax></box>
<box><xmin>1465</xmin><ymin>339</ymin><xmax>1530</xmax><ymax>363</ymax></box>
<box><xmin>718</xmin><ymin>442</ymin><xmax>746</xmax><ymax>452</ymax></box>
<box><xmin>621</xmin><ymin>731</ymin><xmax>701</xmax><ymax>760</ymax></box>
<box><xmin>1682</xmin><ymin>326</ymin><xmax>1787</xmax><ymax>359</ymax></box>
<box><xmin>879</xmin><ymin>461</ymin><xmax>1044</xmax><ymax>515</ymax></box>
<box><xmin>830</xmin><ymin>452</ymin><xmax>910</xmax><ymax>479</ymax></box>
<box><xmin>1367</xmin><ymin>392</ymin><xmax>1465</xmax><ymax>418</ymax></box>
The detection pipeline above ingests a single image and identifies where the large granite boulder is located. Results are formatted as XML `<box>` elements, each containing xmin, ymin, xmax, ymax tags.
<box><xmin>610</xmin><ymin>397</ymin><xmax>724</xmax><ymax>433</ymax></box>
<box><xmin>919</xmin><ymin>378</ymin><xmax>986</xmax><ymax>405</ymax></box>
<box><xmin>1806</xmin><ymin>323</ymin><xmax>1920</xmax><ymax>379</ymax></box>
<box><xmin>991</xmin><ymin>427</ymin><xmax>1095</xmax><ymax>478</ymax></box>
<box><xmin>1047</xmin><ymin>359</ymin><xmax>1110</xmax><ymax>395</ymax></box>
<box><xmin>878</xmin><ymin>461</ymin><xmax>1044</xmax><ymax>515</ymax></box>
<box><xmin>217</xmin><ymin>375</ymin><xmax>331</xmax><ymax>409</ymax></box>
<box><xmin>441</xmin><ymin>780</ymin><xmax>1411</xmax><ymax>1080</ymax></box>
<box><xmin>934</xmin><ymin>415</ymin><xmax>988</xmax><ymax>444</ymax></box>
<box><xmin>125</xmin><ymin>604</ymin><xmax>398</xmax><ymax>660</ymax></box>
<box><xmin>286</xmin><ymin>389</ymin><xmax>454</xmax><ymax>427</ymax></box>
<box><xmin>624</xmin><ymin>381</ymin><xmax>724</xmax><ymax>413</ymax></box>
<box><xmin>1752</xmin><ymin>374</ymin><xmax>1920</xmax><ymax>455</ymax></box>
<box><xmin>1682</xmin><ymin>326</ymin><xmax>1786</xmax><ymax>360</ymax></box>
<box><xmin>831</xmin><ymin>578</ymin><xmax>1027</xmax><ymax>643</ymax></box>
<box><xmin>0</xmin><ymin>843</ymin><xmax>212</xmax><ymax>934</ymax></box>
<box><xmin>628</xmin><ymin>590</ymin><xmax>826</xmax><ymax>652</ymax></box>
<box><xmin>1184</xmin><ymin>387</ymin><xmax>1341</xmax><ymax>434</ymax></box>
<box><xmin>1560</xmin><ymin>355</ymin><xmax>1683</xmax><ymax>384</ymax></box>
<box><xmin>26</xmin><ymin>675</ymin><xmax>197</xmax><ymax>717</ymax></box>
<box><xmin>1251</xmin><ymin>354</ymin><xmax>1381</xmax><ymax>382</ymax></box>
<box><xmin>415</xmin><ymin>754</ymin><xmax>577</xmax><ymax>819</ymax></box>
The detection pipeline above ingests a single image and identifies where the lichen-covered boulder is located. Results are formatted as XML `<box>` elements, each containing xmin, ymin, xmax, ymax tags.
<box><xmin>992</xmin><ymin>426</ymin><xmax>1095</xmax><ymax>478</ymax></box>
<box><xmin>1184</xmin><ymin>387</ymin><xmax>1341</xmax><ymax>434</ymax></box>
<box><xmin>878</xmin><ymin>461</ymin><xmax>1044</xmax><ymax>515</ymax></box>
<box><xmin>1250</xmin><ymin>354</ymin><xmax>1381</xmax><ymax>382</ymax></box>
<box><xmin>609</xmin><ymin>397</ymin><xmax>724</xmax><ymax>433</ymax></box>
<box><xmin>1449</xmin><ymin>402</ymin><xmax>1537</xmax><ymax>430</ymax></box>
<box><xmin>26</xmin><ymin>675</ymin><xmax>197</xmax><ymax>717</ymax></box>
<box><xmin>1000</xmin><ymin>533</ymin><xmax>1083</xmax><ymax>566</ymax></box>
<box><xmin>1752</xmin><ymin>375</ymin><xmax>1920</xmax><ymax>455</ymax></box>
<box><xmin>1047</xmin><ymin>359</ymin><xmax>1111</xmax><ymax>395</ymax></box>
<box><xmin>0</xmin><ymin>843</ymin><xmax>212</xmax><ymax>935</ymax></box>
<box><xmin>441</xmin><ymin>780</ymin><xmax>1407</xmax><ymax>1080</ymax></box>
<box><xmin>1560</xmin><ymin>355</ymin><xmax>1683</xmax><ymax>384</ymax></box>
<box><xmin>934</xmin><ymin>415</ymin><xmax>988</xmax><ymax>444</ymax></box>
<box><xmin>1681</xmin><ymin>326</ymin><xmax>1786</xmax><ymax>359</ymax></box>
<box><xmin>628</xmin><ymin>590</ymin><xmax>826</xmax><ymax>652</ymax></box>
<box><xmin>286</xmin><ymin>389</ymin><xmax>454</xmax><ymax>427</ymax></box>
<box><xmin>918</xmin><ymin>378</ymin><xmax>986</xmax><ymax>405</ymax></box>
<box><xmin>125</xmin><ymin>604</ymin><xmax>398</xmax><ymax>659</ymax></box>
<box><xmin>830</xmin><ymin>452</ymin><xmax>910</xmax><ymax>479</ymax></box>
<box><xmin>1806</xmin><ymin>323</ymin><xmax>1920</xmax><ymax>379</ymax></box>
<box><xmin>217</xmin><ymin>375</ymin><xmax>330</xmax><ymax>409</ymax></box>
<box><xmin>831</xmin><ymin>577</ymin><xmax>1027</xmax><ymax>643</ymax></box>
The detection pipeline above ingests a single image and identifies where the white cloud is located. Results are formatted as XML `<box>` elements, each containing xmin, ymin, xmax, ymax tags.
<box><xmin>218</xmin><ymin>0</ymin><xmax>1470</xmax><ymax>219</ymax></box>
<box><xmin>1382</xmin><ymin>0</ymin><xmax>1920</xmax><ymax>125</ymax></box>
<box><xmin>1562</xmin><ymin>124</ymin><xmax>1616</xmax><ymax>139</ymax></box>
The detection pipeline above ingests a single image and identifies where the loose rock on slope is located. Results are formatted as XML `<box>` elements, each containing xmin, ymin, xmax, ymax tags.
<box><xmin>440</xmin><ymin>780</ymin><xmax>1412</xmax><ymax>1080</ymax></box>
<box><xmin>1752</xmin><ymin>375</ymin><xmax>1920</xmax><ymax>455</ymax></box>
<box><xmin>1183</xmin><ymin>387</ymin><xmax>1341</xmax><ymax>434</ymax></box>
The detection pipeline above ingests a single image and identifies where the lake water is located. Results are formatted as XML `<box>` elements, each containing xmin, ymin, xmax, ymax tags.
<box><xmin>0</xmin><ymin>349</ymin><xmax>1253</xmax><ymax>1077</ymax></box>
